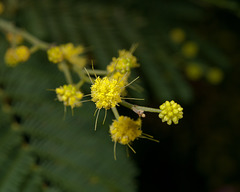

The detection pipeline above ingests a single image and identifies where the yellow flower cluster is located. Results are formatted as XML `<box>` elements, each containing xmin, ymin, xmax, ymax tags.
<box><xmin>56</xmin><ymin>84</ymin><xmax>83</xmax><ymax>109</ymax></box>
<box><xmin>159</xmin><ymin>100</ymin><xmax>183</xmax><ymax>125</ymax></box>
<box><xmin>91</xmin><ymin>77</ymin><xmax>122</xmax><ymax>109</ymax></box>
<box><xmin>47</xmin><ymin>43</ymin><xmax>86</xmax><ymax>67</ymax></box>
<box><xmin>110</xmin><ymin>116</ymin><xmax>142</xmax><ymax>145</ymax></box>
<box><xmin>6</xmin><ymin>33</ymin><xmax>24</xmax><ymax>45</ymax></box>
<box><xmin>107</xmin><ymin>49</ymin><xmax>139</xmax><ymax>74</ymax></box>
<box><xmin>5</xmin><ymin>46</ymin><xmax>30</xmax><ymax>67</ymax></box>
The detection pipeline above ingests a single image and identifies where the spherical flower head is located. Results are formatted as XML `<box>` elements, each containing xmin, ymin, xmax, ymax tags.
<box><xmin>185</xmin><ymin>63</ymin><xmax>203</xmax><ymax>81</ymax></box>
<box><xmin>56</xmin><ymin>84</ymin><xmax>83</xmax><ymax>108</ymax></box>
<box><xmin>110</xmin><ymin>116</ymin><xmax>142</xmax><ymax>145</ymax></box>
<box><xmin>206</xmin><ymin>67</ymin><xmax>224</xmax><ymax>85</ymax></box>
<box><xmin>159</xmin><ymin>100</ymin><xmax>183</xmax><ymax>125</ymax></box>
<box><xmin>4</xmin><ymin>46</ymin><xmax>30</xmax><ymax>67</ymax></box>
<box><xmin>5</xmin><ymin>48</ymin><xmax>19</xmax><ymax>67</ymax></box>
<box><xmin>170</xmin><ymin>28</ymin><xmax>185</xmax><ymax>44</ymax></box>
<box><xmin>60</xmin><ymin>43</ymin><xmax>84</xmax><ymax>61</ymax></box>
<box><xmin>91</xmin><ymin>77</ymin><xmax>122</xmax><ymax>109</ymax></box>
<box><xmin>107</xmin><ymin>49</ymin><xmax>139</xmax><ymax>74</ymax></box>
<box><xmin>181</xmin><ymin>41</ymin><xmax>198</xmax><ymax>58</ymax></box>
<box><xmin>47</xmin><ymin>46</ymin><xmax>64</xmax><ymax>63</ymax></box>
<box><xmin>110</xmin><ymin>72</ymin><xmax>129</xmax><ymax>96</ymax></box>
<box><xmin>6</xmin><ymin>33</ymin><xmax>23</xmax><ymax>45</ymax></box>
<box><xmin>15</xmin><ymin>46</ymin><xmax>30</xmax><ymax>62</ymax></box>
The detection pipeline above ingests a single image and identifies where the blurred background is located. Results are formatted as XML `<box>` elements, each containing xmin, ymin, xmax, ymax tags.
<box><xmin>0</xmin><ymin>0</ymin><xmax>240</xmax><ymax>191</ymax></box>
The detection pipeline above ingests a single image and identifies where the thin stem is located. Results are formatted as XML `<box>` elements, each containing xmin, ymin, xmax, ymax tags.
<box><xmin>120</xmin><ymin>100</ymin><xmax>161</xmax><ymax>113</ymax></box>
<box><xmin>84</xmin><ymin>69</ymin><xmax>108</xmax><ymax>76</ymax></box>
<box><xmin>0</xmin><ymin>18</ymin><xmax>50</xmax><ymax>50</ymax></box>
<box><xmin>111</xmin><ymin>107</ymin><xmax>120</xmax><ymax>119</ymax></box>
<box><xmin>72</xmin><ymin>66</ymin><xmax>92</xmax><ymax>84</ymax></box>
<box><xmin>75</xmin><ymin>80</ymin><xmax>85</xmax><ymax>89</ymax></box>
<box><xmin>58</xmin><ymin>62</ymin><xmax>73</xmax><ymax>84</ymax></box>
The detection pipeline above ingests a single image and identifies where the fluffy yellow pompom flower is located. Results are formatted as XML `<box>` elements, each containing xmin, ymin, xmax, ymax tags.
<box><xmin>47</xmin><ymin>46</ymin><xmax>64</xmax><ymax>63</ymax></box>
<box><xmin>4</xmin><ymin>46</ymin><xmax>30</xmax><ymax>67</ymax></box>
<box><xmin>181</xmin><ymin>41</ymin><xmax>198</xmax><ymax>58</ymax></box>
<box><xmin>170</xmin><ymin>28</ymin><xmax>185</xmax><ymax>44</ymax></box>
<box><xmin>110</xmin><ymin>116</ymin><xmax>142</xmax><ymax>145</ymax></box>
<box><xmin>60</xmin><ymin>43</ymin><xmax>84</xmax><ymax>60</ymax></box>
<box><xmin>91</xmin><ymin>77</ymin><xmax>122</xmax><ymax>110</ymax></box>
<box><xmin>15</xmin><ymin>46</ymin><xmax>30</xmax><ymax>62</ymax></box>
<box><xmin>107</xmin><ymin>49</ymin><xmax>139</xmax><ymax>73</ymax></box>
<box><xmin>109</xmin><ymin>72</ymin><xmax>129</xmax><ymax>96</ymax></box>
<box><xmin>159</xmin><ymin>100</ymin><xmax>183</xmax><ymax>125</ymax></box>
<box><xmin>56</xmin><ymin>84</ymin><xmax>83</xmax><ymax>109</ymax></box>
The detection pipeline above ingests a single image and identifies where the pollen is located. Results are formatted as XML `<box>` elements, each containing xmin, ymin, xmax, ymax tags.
<box><xmin>91</xmin><ymin>76</ymin><xmax>122</xmax><ymax>110</ymax></box>
<box><xmin>107</xmin><ymin>49</ymin><xmax>139</xmax><ymax>74</ymax></box>
<box><xmin>47</xmin><ymin>46</ymin><xmax>64</xmax><ymax>63</ymax></box>
<box><xmin>56</xmin><ymin>84</ymin><xmax>83</xmax><ymax>109</ymax></box>
<box><xmin>159</xmin><ymin>100</ymin><xmax>183</xmax><ymax>125</ymax></box>
<box><xmin>5</xmin><ymin>46</ymin><xmax>30</xmax><ymax>67</ymax></box>
<box><xmin>110</xmin><ymin>116</ymin><xmax>142</xmax><ymax>145</ymax></box>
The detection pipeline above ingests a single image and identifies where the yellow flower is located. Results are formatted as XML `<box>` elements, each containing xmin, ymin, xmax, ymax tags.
<box><xmin>169</xmin><ymin>28</ymin><xmax>185</xmax><ymax>44</ymax></box>
<box><xmin>109</xmin><ymin>72</ymin><xmax>129</xmax><ymax>96</ymax></box>
<box><xmin>91</xmin><ymin>76</ymin><xmax>122</xmax><ymax>109</ymax></box>
<box><xmin>15</xmin><ymin>46</ymin><xmax>30</xmax><ymax>62</ymax></box>
<box><xmin>6</xmin><ymin>33</ymin><xmax>24</xmax><ymax>45</ymax></box>
<box><xmin>159</xmin><ymin>100</ymin><xmax>183</xmax><ymax>125</ymax></box>
<box><xmin>60</xmin><ymin>43</ymin><xmax>84</xmax><ymax>61</ymax></box>
<box><xmin>56</xmin><ymin>84</ymin><xmax>83</xmax><ymax>109</ymax></box>
<box><xmin>0</xmin><ymin>2</ymin><xmax>4</xmax><ymax>15</ymax></box>
<box><xmin>206</xmin><ymin>67</ymin><xmax>224</xmax><ymax>85</ymax></box>
<box><xmin>107</xmin><ymin>49</ymin><xmax>139</xmax><ymax>74</ymax></box>
<box><xmin>47</xmin><ymin>46</ymin><xmax>64</xmax><ymax>63</ymax></box>
<box><xmin>47</xmin><ymin>43</ymin><xmax>85</xmax><ymax>66</ymax></box>
<box><xmin>110</xmin><ymin>116</ymin><xmax>142</xmax><ymax>145</ymax></box>
<box><xmin>185</xmin><ymin>63</ymin><xmax>203</xmax><ymax>80</ymax></box>
<box><xmin>181</xmin><ymin>41</ymin><xmax>198</xmax><ymax>58</ymax></box>
<box><xmin>4</xmin><ymin>46</ymin><xmax>30</xmax><ymax>67</ymax></box>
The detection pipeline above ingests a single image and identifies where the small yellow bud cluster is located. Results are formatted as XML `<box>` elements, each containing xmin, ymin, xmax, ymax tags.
<box><xmin>159</xmin><ymin>100</ymin><xmax>183</xmax><ymax>125</ymax></box>
<box><xmin>0</xmin><ymin>2</ymin><xmax>4</xmax><ymax>15</ymax></box>
<box><xmin>6</xmin><ymin>33</ymin><xmax>24</xmax><ymax>45</ymax></box>
<box><xmin>107</xmin><ymin>49</ymin><xmax>139</xmax><ymax>74</ymax></box>
<box><xmin>91</xmin><ymin>77</ymin><xmax>122</xmax><ymax>109</ymax></box>
<box><xmin>47</xmin><ymin>43</ymin><xmax>86</xmax><ymax>67</ymax></box>
<box><xmin>110</xmin><ymin>116</ymin><xmax>142</xmax><ymax>145</ymax></box>
<box><xmin>4</xmin><ymin>46</ymin><xmax>30</xmax><ymax>67</ymax></box>
<box><xmin>109</xmin><ymin>72</ymin><xmax>129</xmax><ymax>96</ymax></box>
<box><xmin>56</xmin><ymin>84</ymin><xmax>83</xmax><ymax>109</ymax></box>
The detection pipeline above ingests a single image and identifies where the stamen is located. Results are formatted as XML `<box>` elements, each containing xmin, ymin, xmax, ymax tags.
<box><xmin>84</xmin><ymin>67</ymin><xmax>93</xmax><ymax>84</ymax></box>
<box><xmin>124</xmin><ymin>76</ymin><xmax>139</xmax><ymax>88</ymax></box>
<box><xmin>94</xmin><ymin>108</ymin><xmax>101</xmax><ymax>131</ymax></box>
